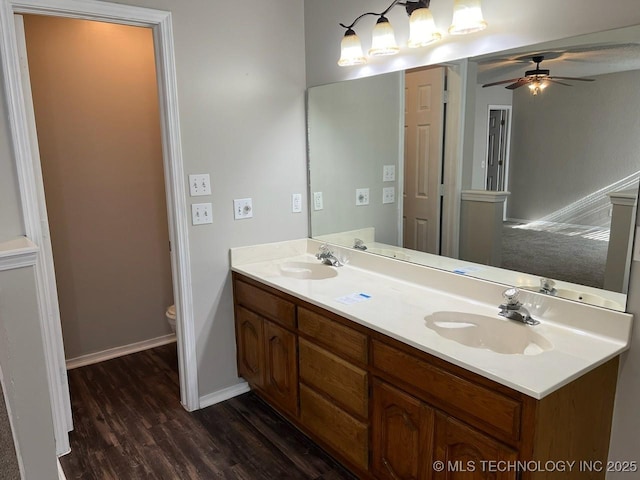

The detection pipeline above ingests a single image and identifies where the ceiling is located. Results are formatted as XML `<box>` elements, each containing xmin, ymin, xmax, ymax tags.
<box><xmin>473</xmin><ymin>24</ymin><xmax>640</xmax><ymax>85</ymax></box>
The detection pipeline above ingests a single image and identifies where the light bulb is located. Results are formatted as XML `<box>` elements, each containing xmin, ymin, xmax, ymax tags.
<box><xmin>449</xmin><ymin>0</ymin><xmax>488</xmax><ymax>35</ymax></box>
<box><xmin>338</xmin><ymin>29</ymin><xmax>367</xmax><ymax>67</ymax></box>
<box><xmin>369</xmin><ymin>16</ymin><xmax>399</xmax><ymax>56</ymax></box>
<box><xmin>408</xmin><ymin>7</ymin><xmax>441</xmax><ymax>48</ymax></box>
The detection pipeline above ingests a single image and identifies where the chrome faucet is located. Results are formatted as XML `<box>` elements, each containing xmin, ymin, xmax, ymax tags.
<box><xmin>539</xmin><ymin>277</ymin><xmax>557</xmax><ymax>296</ymax></box>
<box><xmin>316</xmin><ymin>243</ymin><xmax>344</xmax><ymax>267</ymax></box>
<box><xmin>498</xmin><ymin>288</ymin><xmax>539</xmax><ymax>325</ymax></box>
<box><xmin>353</xmin><ymin>238</ymin><xmax>368</xmax><ymax>251</ymax></box>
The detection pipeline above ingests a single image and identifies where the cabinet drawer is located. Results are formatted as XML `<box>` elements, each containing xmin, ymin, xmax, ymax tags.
<box><xmin>299</xmin><ymin>338</ymin><xmax>368</xmax><ymax>418</ymax></box>
<box><xmin>372</xmin><ymin>340</ymin><xmax>522</xmax><ymax>443</ymax></box>
<box><xmin>300</xmin><ymin>384</ymin><xmax>368</xmax><ymax>471</ymax></box>
<box><xmin>298</xmin><ymin>307</ymin><xmax>367</xmax><ymax>364</ymax></box>
<box><xmin>234</xmin><ymin>279</ymin><xmax>295</xmax><ymax>329</ymax></box>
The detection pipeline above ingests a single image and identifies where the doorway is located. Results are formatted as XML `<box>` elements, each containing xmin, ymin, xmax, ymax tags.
<box><xmin>0</xmin><ymin>0</ymin><xmax>198</xmax><ymax>456</ymax></box>
<box><xmin>20</xmin><ymin>14</ymin><xmax>177</xmax><ymax>367</ymax></box>
<box><xmin>485</xmin><ymin>105</ymin><xmax>512</xmax><ymax>218</ymax></box>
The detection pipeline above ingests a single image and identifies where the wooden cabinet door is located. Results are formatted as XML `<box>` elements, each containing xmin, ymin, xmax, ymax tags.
<box><xmin>433</xmin><ymin>414</ymin><xmax>518</xmax><ymax>480</ymax></box>
<box><xmin>235</xmin><ymin>306</ymin><xmax>265</xmax><ymax>388</ymax></box>
<box><xmin>264</xmin><ymin>320</ymin><xmax>298</xmax><ymax>415</ymax></box>
<box><xmin>372</xmin><ymin>379</ymin><xmax>435</xmax><ymax>480</ymax></box>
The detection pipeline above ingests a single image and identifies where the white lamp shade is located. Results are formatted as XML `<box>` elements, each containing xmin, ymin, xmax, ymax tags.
<box><xmin>449</xmin><ymin>0</ymin><xmax>488</xmax><ymax>35</ymax></box>
<box><xmin>408</xmin><ymin>7</ymin><xmax>442</xmax><ymax>48</ymax></box>
<box><xmin>338</xmin><ymin>30</ymin><xmax>367</xmax><ymax>66</ymax></box>
<box><xmin>369</xmin><ymin>16</ymin><xmax>399</xmax><ymax>56</ymax></box>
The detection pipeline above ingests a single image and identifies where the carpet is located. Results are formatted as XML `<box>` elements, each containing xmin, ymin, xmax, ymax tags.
<box><xmin>501</xmin><ymin>225</ymin><xmax>607</xmax><ymax>289</ymax></box>
<box><xmin>0</xmin><ymin>383</ymin><xmax>20</xmax><ymax>480</ymax></box>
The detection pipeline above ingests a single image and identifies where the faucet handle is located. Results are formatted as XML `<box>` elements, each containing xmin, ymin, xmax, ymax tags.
<box><xmin>502</xmin><ymin>287</ymin><xmax>522</xmax><ymax>307</ymax></box>
<box><xmin>540</xmin><ymin>277</ymin><xmax>556</xmax><ymax>290</ymax></box>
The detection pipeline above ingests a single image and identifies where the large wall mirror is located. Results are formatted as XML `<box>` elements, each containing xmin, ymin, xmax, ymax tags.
<box><xmin>308</xmin><ymin>25</ymin><xmax>640</xmax><ymax>312</ymax></box>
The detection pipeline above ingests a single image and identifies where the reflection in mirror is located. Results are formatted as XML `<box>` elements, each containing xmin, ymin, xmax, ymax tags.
<box><xmin>308</xmin><ymin>25</ymin><xmax>640</xmax><ymax>312</ymax></box>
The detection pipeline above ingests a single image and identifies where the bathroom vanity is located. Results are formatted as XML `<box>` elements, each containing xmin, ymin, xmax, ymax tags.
<box><xmin>231</xmin><ymin>239</ymin><xmax>632</xmax><ymax>480</ymax></box>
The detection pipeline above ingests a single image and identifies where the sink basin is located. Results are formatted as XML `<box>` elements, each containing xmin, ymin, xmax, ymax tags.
<box><xmin>278</xmin><ymin>261</ymin><xmax>338</xmax><ymax>280</ymax></box>
<box><xmin>521</xmin><ymin>286</ymin><xmax>622</xmax><ymax>310</ymax></box>
<box><xmin>367</xmin><ymin>247</ymin><xmax>411</xmax><ymax>261</ymax></box>
<box><xmin>425</xmin><ymin>311</ymin><xmax>553</xmax><ymax>355</ymax></box>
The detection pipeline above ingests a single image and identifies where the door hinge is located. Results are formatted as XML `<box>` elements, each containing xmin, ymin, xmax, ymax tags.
<box><xmin>443</xmin><ymin>90</ymin><xmax>449</xmax><ymax>104</ymax></box>
<box><xmin>438</xmin><ymin>184</ymin><xmax>445</xmax><ymax>196</ymax></box>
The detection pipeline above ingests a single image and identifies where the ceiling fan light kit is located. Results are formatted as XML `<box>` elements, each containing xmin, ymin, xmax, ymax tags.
<box><xmin>482</xmin><ymin>55</ymin><xmax>595</xmax><ymax>95</ymax></box>
<box><xmin>338</xmin><ymin>0</ymin><xmax>487</xmax><ymax>66</ymax></box>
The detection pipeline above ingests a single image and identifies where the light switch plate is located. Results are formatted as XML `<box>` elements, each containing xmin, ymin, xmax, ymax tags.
<box><xmin>292</xmin><ymin>193</ymin><xmax>303</xmax><ymax>213</ymax></box>
<box><xmin>191</xmin><ymin>203</ymin><xmax>212</xmax><ymax>225</ymax></box>
<box><xmin>189</xmin><ymin>174</ymin><xmax>211</xmax><ymax>196</ymax></box>
<box><xmin>233</xmin><ymin>198</ymin><xmax>253</xmax><ymax>220</ymax></box>
<box><xmin>356</xmin><ymin>188</ymin><xmax>370</xmax><ymax>206</ymax></box>
<box><xmin>313</xmin><ymin>192</ymin><xmax>324</xmax><ymax>211</ymax></box>
<box><xmin>383</xmin><ymin>165</ymin><xmax>396</xmax><ymax>182</ymax></box>
<box><xmin>383</xmin><ymin>187</ymin><xmax>395</xmax><ymax>204</ymax></box>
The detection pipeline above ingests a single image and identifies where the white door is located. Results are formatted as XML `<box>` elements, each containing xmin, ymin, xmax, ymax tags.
<box><xmin>403</xmin><ymin>67</ymin><xmax>445</xmax><ymax>253</ymax></box>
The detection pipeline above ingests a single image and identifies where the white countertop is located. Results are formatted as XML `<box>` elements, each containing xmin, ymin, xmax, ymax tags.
<box><xmin>230</xmin><ymin>238</ymin><xmax>633</xmax><ymax>399</ymax></box>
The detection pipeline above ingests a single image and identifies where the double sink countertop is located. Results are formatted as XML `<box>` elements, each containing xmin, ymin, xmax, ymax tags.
<box><xmin>230</xmin><ymin>238</ymin><xmax>633</xmax><ymax>399</ymax></box>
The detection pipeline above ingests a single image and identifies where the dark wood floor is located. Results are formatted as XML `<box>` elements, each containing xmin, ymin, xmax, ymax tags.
<box><xmin>60</xmin><ymin>344</ymin><xmax>357</xmax><ymax>479</ymax></box>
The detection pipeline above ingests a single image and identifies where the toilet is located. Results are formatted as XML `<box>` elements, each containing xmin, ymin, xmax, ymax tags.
<box><xmin>166</xmin><ymin>304</ymin><xmax>176</xmax><ymax>333</ymax></box>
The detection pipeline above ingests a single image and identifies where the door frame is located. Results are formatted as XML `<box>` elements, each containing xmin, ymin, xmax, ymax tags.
<box><xmin>484</xmin><ymin>104</ymin><xmax>512</xmax><ymax>219</ymax></box>
<box><xmin>0</xmin><ymin>0</ymin><xmax>199</xmax><ymax>455</ymax></box>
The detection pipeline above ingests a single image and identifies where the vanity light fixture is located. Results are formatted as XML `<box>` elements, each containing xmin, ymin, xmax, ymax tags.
<box><xmin>338</xmin><ymin>0</ymin><xmax>487</xmax><ymax>67</ymax></box>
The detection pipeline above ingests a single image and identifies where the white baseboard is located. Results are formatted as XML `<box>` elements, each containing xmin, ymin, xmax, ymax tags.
<box><xmin>198</xmin><ymin>381</ymin><xmax>250</xmax><ymax>409</ymax></box>
<box><xmin>66</xmin><ymin>334</ymin><xmax>177</xmax><ymax>370</ymax></box>
<box><xmin>57</xmin><ymin>459</ymin><xmax>66</xmax><ymax>480</ymax></box>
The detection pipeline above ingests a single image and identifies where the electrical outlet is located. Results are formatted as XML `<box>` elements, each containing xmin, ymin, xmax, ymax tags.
<box><xmin>191</xmin><ymin>203</ymin><xmax>212</xmax><ymax>225</ymax></box>
<box><xmin>356</xmin><ymin>188</ymin><xmax>370</xmax><ymax>206</ymax></box>
<box><xmin>383</xmin><ymin>165</ymin><xmax>396</xmax><ymax>182</ymax></box>
<box><xmin>188</xmin><ymin>174</ymin><xmax>211</xmax><ymax>196</ymax></box>
<box><xmin>292</xmin><ymin>193</ymin><xmax>302</xmax><ymax>213</ymax></box>
<box><xmin>383</xmin><ymin>187</ymin><xmax>395</xmax><ymax>204</ymax></box>
<box><xmin>313</xmin><ymin>192</ymin><xmax>324</xmax><ymax>211</ymax></box>
<box><xmin>233</xmin><ymin>198</ymin><xmax>253</xmax><ymax>220</ymax></box>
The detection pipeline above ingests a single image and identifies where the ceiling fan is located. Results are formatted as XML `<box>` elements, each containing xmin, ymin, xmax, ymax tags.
<box><xmin>482</xmin><ymin>55</ymin><xmax>595</xmax><ymax>95</ymax></box>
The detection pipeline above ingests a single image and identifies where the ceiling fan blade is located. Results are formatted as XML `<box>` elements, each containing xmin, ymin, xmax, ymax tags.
<box><xmin>506</xmin><ymin>78</ymin><xmax>532</xmax><ymax>90</ymax></box>
<box><xmin>549</xmin><ymin>76</ymin><xmax>595</xmax><ymax>82</ymax></box>
<box><xmin>546</xmin><ymin>79</ymin><xmax>572</xmax><ymax>87</ymax></box>
<box><xmin>482</xmin><ymin>77</ymin><xmax>523</xmax><ymax>87</ymax></box>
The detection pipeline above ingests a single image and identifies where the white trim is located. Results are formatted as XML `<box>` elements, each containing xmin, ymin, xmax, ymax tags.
<box><xmin>441</xmin><ymin>60</ymin><xmax>465</xmax><ymax>259</ymax></box>
<box><xmin>0</xmin><ymin>0</ymin><xmax>200</xmax><ymax>456</ymax></box>
<box><xmin>57</xmin><ymin>459</ymin><xmax>67</xmax><ymax>480</ymax></box>
<box><xmin>199</xmin><ymin>382</ymin><xmax>251</xmax><ymax>409</ymax></box>
<box><xmin>0</xmin><ymin>236</ymin><xmax>39</xmax><ymax>271</ymax></box>
<box><xmin>461</xmin><ymin>190</ymin><xmax>511</xmax><ymax>203</ymax></box>
<box><xmin>608</xmin><ymin>190</ymin><xmax>638</xmax><ymax>207</ymax></box>
<box><xmin>66</xmin><ymin>334</ymin><xmax>177</xmax><ymax>370</ymax></box>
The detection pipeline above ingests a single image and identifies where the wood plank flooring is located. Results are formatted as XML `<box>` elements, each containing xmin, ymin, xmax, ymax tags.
<box><xmin>60</xmin><ymin>344</ymin><xmax>357</xmax><ymax>479</ymax></box>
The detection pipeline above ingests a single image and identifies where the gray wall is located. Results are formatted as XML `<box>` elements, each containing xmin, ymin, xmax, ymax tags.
<box><xmin>0</xmin><ymin>75</ymin><xmax>24</xmax><ymax>242</ymax></box>
<box><xmin>308</xmin><ymin>72</ymin><xmax>402</xmax><ymax>245</ymax></box>
<box><xmin>24</xmin><ymin>15</ymin><xmax>175</xmax><ymax>360</ymax></box>
<box><xmin>0</xmin><ymin>267</ymin><xmax>57</xmax><ymax>479</ymax></box>
<box><xmin>507</xmin><ymin>70</ymin><xmax>640</xmax><ymax>224</ymax></box>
